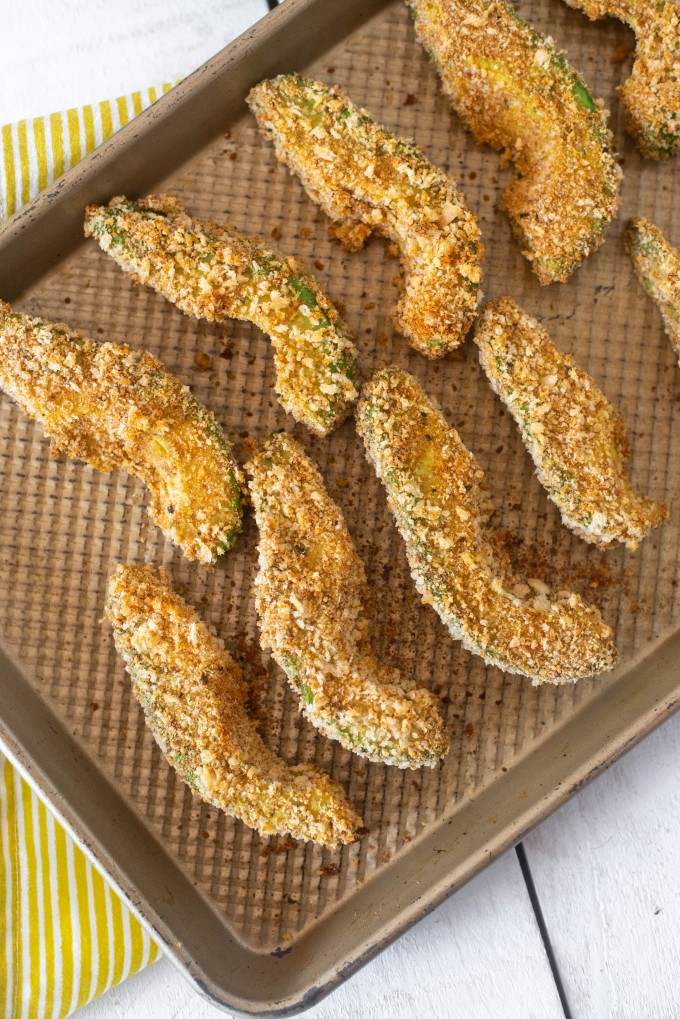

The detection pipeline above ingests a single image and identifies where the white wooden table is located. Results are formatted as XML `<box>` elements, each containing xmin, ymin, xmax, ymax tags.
<box><xmin>4</xmin><ymin>3</ymin><xmax>680</xmax><ymax>1016</ymax></box>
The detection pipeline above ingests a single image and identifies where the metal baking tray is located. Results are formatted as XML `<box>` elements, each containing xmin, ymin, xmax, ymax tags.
<box><xmin>0</xmin><ymin>0</ymin><xmax>678</xmax><ymax>1013</ymax></box>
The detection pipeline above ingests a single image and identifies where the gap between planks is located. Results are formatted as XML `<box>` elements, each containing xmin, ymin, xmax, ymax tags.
<box><xmin>516</xmin><ymin>843</ymin><xmax>573</xmax><ymax>1019</ymax></box>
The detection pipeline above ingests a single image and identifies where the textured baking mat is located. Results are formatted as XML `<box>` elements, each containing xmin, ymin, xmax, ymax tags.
<box><xmin>1</xmin><ymin>1</ymin><xmax>678</xmax><ymax>952</ymax></box>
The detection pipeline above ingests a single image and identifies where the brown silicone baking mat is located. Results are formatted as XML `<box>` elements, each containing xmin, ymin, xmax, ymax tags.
<box><xmin>0</xmin><ymin>0</ymin><xmax>679</xmax><ymax>1013</ymax></box>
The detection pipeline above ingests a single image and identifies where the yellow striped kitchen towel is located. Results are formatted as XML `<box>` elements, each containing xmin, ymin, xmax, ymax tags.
<box><xmin>0</xmin><ymin>82</ymin><xmax>174</xmax><ymax>220</ymax></box>
<box><xmin>1</xmin><ymin>756</ymin><xmax>160</xmax><ymax>1018</ymax></box>
<box><xmin>0</xmin><ymin>84</ymin><xmax>174</xmax><ymax>1019</ymax></box>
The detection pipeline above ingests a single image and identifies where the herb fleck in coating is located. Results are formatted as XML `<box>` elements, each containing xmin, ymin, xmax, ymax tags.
<box><xmin>562</xmin><ymin>0</ymin><xmax>680</xmax><ymax>159</ymax></box>
<box><xmin>0</xmin><ymin>301</ymin><xmax>243</xmax><ymax>565</ymax></box>
<box><xmin>626</xmin><ymin>217</ymin><xmax>680</xmax><ymax>362</ymax></box>
<box><xmin>84</xmin><ymin>195</ymin><xmax>358</xmax><ymax>435</ymax></box>
<box><xmin>357</xmin><ymin>366</ymin><xmax>618</xmax><ymax>684</ymax></box>
<box><xmin>248</xmin><ymin>75</ymin><xmax>483</xmax><ymax>358</ymax></box>
<box><xmin>475</xmin><ymin>298</ymin><xmax>668</xmax><ymax>549</ymax></box>
<box><xmin>407</xmin><ymin>0</ymin><xmax>621</xmax><ymax>283</ymax></box>
<box><xmin>246</xmin><ymin>432</ymin><xmax>449</xmax><ymax>767</ymax></box>
<box><xmin>106</xmin><ymin>564</ymin><xmax>363</xmax><ymax>847</ymax></box>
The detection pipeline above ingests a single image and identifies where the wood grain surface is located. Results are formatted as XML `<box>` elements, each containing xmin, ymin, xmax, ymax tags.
<box><xmin>525</xmin><ymin>711</ymin><xmax>680</xmax><ymax>1019</ymax></box>
<box><xmin>4</xmin><ymin>1</ymin><xmax>680</xmax><ymax>1017</ymax></box>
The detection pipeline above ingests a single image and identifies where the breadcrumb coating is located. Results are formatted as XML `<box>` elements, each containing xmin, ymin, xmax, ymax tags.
<box><xmin>106</xmin><ymin>565</ymin><xmax>363</xmax><ymax>847</ymax></box>
<box><xmin>626</xmin><ymin>217</ymin><xmax>680</xmax><ymax>361</ymax></box>
<box><xmin>407</xmin><ymin>0</ymin><xmax>621</xmax><ymax>283</ymax></box>
<box><xmin>246</xmin><ymin>432</ymin><xmax>449</xmax><ymax>767</ymax></box>
<box><xmin>0</xmin><ymin>301</ymin><xmax>243</xmax><ymax>565</ymax></box>
<box><xmin>356</xmin><ymin>367</ymin><xmax>618</xmax><ymax>684</ymax></box>
<box><xmin>562</xmin><ymin>0</ymin><xmax>680</xmax><ymax>159</ymax></box>
<box><xmin>84</xmin><ymin>195</ymin><xmax>358</xmax><ymax>435</ymax></box>
<box><xmin>474</xmin><ymin>298</ymin><xmax>668</xmax><ymax>549</ymax></box>
<box><xmin>248</xmin><ymin>75</ymin><xmax>483</xmax><ymax>358</ymax></box>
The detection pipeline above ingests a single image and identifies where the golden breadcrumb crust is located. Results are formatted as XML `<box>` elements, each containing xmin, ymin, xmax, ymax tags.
<box><xmin>248</xmin><ymin>75</ymin><xmax>483</xmax><ymax>358</ymax></box>
<box><xmin>106</xmin><ymin>564</ymin><xmax>363</xmax><ymax>847</ymax></box>
<box><xmin>626</xmin><ymin>217</ymin><xmax>680</xmax><ymax>361</ymax></box>
<box><xmin>563</xmin><ymin>0</ymin><xmax>680</xmax><ymax>159</ymax></box>
<box><xmin>407</xmin><ymin>0</ymin><xmax>621</xmax><ymax>283</ymax></box>
<box><xmin>246</xmin><ymin>432</ymin><xmax>449</xmax><ymax>767</ymax></box>
<box><xmin>0</xmin><ymin>301</ymin><xmax>243</xmax><ymax>565</ymax></box>
<box><xmin>357</xmin><ymin>366</ymin><xmax>618</xmax><ymax>684</ymax></box>
<box><xmin>474</xmin><ymin>297</ymin><xmax>667</xmax><ymax>549</ymax></box>
<box><xmin>84</xmin><ymin>195</ymin><xmax>358</xmax><ymax>436</ymax></box>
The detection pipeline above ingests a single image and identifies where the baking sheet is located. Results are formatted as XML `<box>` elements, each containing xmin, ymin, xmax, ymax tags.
<box><xmin>0</xmin><ymin>0</ymin><xmax>678</xmax><ymax>1012</ymax></box>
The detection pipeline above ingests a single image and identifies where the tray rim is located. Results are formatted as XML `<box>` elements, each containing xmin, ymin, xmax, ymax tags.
<box><xmin>1</xmin><ymin>0</ymin><xmax>679</xmax><ymax>1014</ymax></box>
<box><xmin>2</xmin><ymin>625</ymin><xmax>679</xmax><ymax>1016</ymax></box>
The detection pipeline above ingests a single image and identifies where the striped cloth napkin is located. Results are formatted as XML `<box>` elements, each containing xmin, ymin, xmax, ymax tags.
<box><xmin>0</xmin><ymin>83</ymin><xmax>173</xmax><ymax>221</ymax></box>
<box><xmin>0</xmin><ymin>83</ymin><xmax>174</xmax><ymax>1019</ymax></box>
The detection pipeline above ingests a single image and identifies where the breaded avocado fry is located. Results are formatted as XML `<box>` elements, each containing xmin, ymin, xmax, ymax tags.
<box><xmin>626</xmin><ymin>217</ymin><xmax>680</xmax><ymax>361</ymax></box>
<box><xmin>474</xmin><ymin>297</ymin><xmax>668</xmax><ymax>548</ymax></box>
<box><xmin>84</xmin><ymin>196</ymin><xmax>358</xmax><ymax>435</ymax></box>
<box><xmin>407</xmin><ymin>0</ymin><xmax>621</xmax><ymax>283</ymax></box>
<box><xmin>357</xmin><ymin>366</ymin><xmax>618</xmax><ymax>684</ymax></box>
<box><xmin>0</xmin><ymin>301</ymin><xmax>243</xmax><ymax>565</ymax></box>
<box><xmin>562</xmin><ymin>0</ymin><xmax>680</xmax><ymax>159</ymax></box>
<box><xmin>106</xmin><ymin>565</ymin><xmax>363</xmax><ymax>846</ymax></box>
<box><xmin>247</xmin><ymin>432</ymin><xmax>449</xmax><ymax>767</ymax></box>
<box><xmin>248</xmin><ymin>75</ymin><xmax>483</xmax><ymax>358</ymax></box>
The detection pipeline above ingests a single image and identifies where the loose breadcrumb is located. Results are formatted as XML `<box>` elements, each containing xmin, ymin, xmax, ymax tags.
<box><xmin>474</xmin><ymin>297</ymin><xmax>667</xmax><ymax>549</ymax></box>
<box><xmin>0</xmin><ymin>301</ymin><xmax>243</xmax><ymax>565</ymax></box>
<box><xmin>626</xmin><ymin>217</ymin><xmax>680</xmax><ymax>361</ymax></box>
<box><xmin>248</xmin><ymin>75</ymin><xmax>483</xmax><ymax>358</ymax></box>
<box><xmin>356</xmin><ymin>366</ymin><xmax>618</xmax><ymax>684</ymax></box>
<box><xmin>84</xmin><ymin>195</ymin><xmax>358</xmax><ymax>435</ymax></box>
<box><xmin>106</xmin><ymin>565</ymin><xmax>364</xmax><ymax>847</ymax></box>
<box><xmin>562</xmin><ymin>0</ymin><xmax>680</xmax><ymax>159</ymax></box>
<box><xmin>246</xmin><ymin>432</ymin><xmax>449</xmax><ymax>767</ymax></box>
<box><xmin>407</xmin><ymin>0</ymin><xmax>621</xmax><ymax>283</ymax></box>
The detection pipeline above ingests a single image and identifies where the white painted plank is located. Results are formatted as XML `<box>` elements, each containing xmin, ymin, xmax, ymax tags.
<box><xmin>524</xmin><ymin>709</ymin><xmax>680</xmax><ymax>1019</ymax></box>
<box><xmin>0</xmin><ymin>0</ymin><xmax>269</xmax><ymax>124</ymax></box>
<box><xmin>77</xmin><ymin>850</ymin><xmax>564</xmax><ymax>1019</ymax></box>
